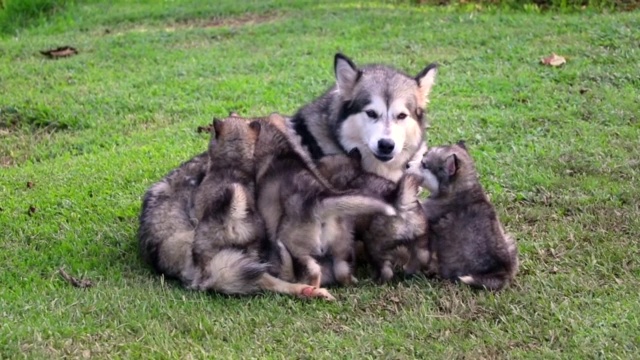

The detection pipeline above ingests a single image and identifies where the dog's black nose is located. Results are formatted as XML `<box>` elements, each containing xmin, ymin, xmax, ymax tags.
<box><xmin>377</xmin><ymin>139</ymin><xmax>395</xmax><ymax>155</ymax></box>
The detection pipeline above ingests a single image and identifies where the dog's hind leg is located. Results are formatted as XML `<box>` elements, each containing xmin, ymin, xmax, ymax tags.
<box><xmin>257</xmin><ymin>273</ymin><xmax>335</xmax><ymax>301</ymax></box>
<box><xmin>403</xmin><ymin>234</ymin><xmax>431</xmax><ymax>276</ymax></box>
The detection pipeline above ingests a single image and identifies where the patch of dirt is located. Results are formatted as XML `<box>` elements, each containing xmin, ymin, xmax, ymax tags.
<box><xmin>172</xmin><ymin>11</ymin><xmax>280</xmax><ymax>30</ymax></box>
<box><xmin>107</xmin><ymin>11</ymin><xmax>282</xmax><ymax>36</ymax></box>
<box><xmin>1</xmin><ymin>156</ymin><xmax>13</xmax><ymax>167</ymax></box>
<box><xmin>0</xmin><ymin>106</ymin><xmax>68</xmax><ymax>132</ymax></box>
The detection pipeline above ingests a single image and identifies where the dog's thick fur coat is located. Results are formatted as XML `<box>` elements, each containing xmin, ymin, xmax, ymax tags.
<box><xmin>256</xmin><ymin>139</ymin><xmax>397</xmax><ymax>289</ymax></box>
<box><xmin>138</xmin><ymin>114</ymin><xmax>334</xmax><ymax>300</ymax></box>
<box><xmin>289</xmin><ymin>53</ymin><xmax>438</xmax><ymax>183</ymax></box>
<box><xmin>416</xmin><ymin>141</ymin><xmax>519</xmax><ymax>291</ymax></box>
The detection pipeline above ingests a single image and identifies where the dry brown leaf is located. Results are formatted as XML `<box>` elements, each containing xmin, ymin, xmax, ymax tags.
<box><xmin>196</xmin><ymin>125</ymin><xmax>213</xmax><ymax>133</ymax></box>
<box><xmin>40</xmin><ymin>46</ymin><xmax>78</xmax><ymax>59</ymax></box>
<box><xmin>59</xmin><ymin>267</ymin><xmax>93</xmax><ymax>288</ymax></box>
<box><xmin>541</xmin><ymin>53</ymin><xmax>566</xmax><ymax>67</ymax></box>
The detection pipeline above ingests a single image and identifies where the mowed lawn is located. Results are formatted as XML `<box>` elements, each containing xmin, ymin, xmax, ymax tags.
<box><xmin>1</xmin><ymin>0</ymin><xmax>639</xmax><ymax>358</ymax></box>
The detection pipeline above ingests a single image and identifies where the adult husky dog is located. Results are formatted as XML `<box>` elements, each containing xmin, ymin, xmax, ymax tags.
<box><xmin>290</xmin><ymin>53</ymin><xmax>438</xmax><ymax>182</ymax></box>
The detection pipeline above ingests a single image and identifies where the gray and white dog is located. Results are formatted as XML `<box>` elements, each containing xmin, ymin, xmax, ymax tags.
<box><xmin>289</xmin><ymin>53</ymin><xmax>438</xmax><ymax>182</ymax></box>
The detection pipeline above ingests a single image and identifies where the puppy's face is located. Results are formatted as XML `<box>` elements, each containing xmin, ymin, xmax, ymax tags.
<box><xmin>419</xmin><ymin>141</ymin><xmax>469</xmax><ymax>196</ymax></box>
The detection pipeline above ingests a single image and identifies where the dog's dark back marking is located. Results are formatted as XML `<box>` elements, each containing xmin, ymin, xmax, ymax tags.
<box><xmin>291</xmin><ymin>115</ymin><xmax>325</xmax><ymax>160</ymax></box>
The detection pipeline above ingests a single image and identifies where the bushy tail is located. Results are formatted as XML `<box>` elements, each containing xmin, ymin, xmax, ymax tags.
<box><xmin>458</xmin><ymin>273</ymin><xmax>512</xmax><ymax>291</ymax></box>
<box><xmin>395</xmin><ymin>173</ymin><xmax>421</xmax><ymax>210</ymax></box>
<box><xmin>227</xmin><ymin>183</ymin><xmax>249</xmax><ymax>220</ymax></box>
<box><xmin>318</xmin><ymin>195</ymin><xmax>396</xmax><ymax>219</ymax></box>
<box><xmin>505</xmin><ymin>233</ymin><xmax>519</xmax><ymax>277</ymax></box>
<box><xmin>195</xmin><ymin>249</ymin><xmax>267</xmax><ymax>295</ymax></box>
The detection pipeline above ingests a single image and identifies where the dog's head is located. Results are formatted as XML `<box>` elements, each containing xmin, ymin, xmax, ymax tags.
<box><xmin>210</xmin><ymin>116</ymin><xmax>262</xmax><ymax>167</ymax></box>
<box><xmin>334</xmin><ymin>53</ymin><xmax>438</xmax><ymax>168</ymax></box>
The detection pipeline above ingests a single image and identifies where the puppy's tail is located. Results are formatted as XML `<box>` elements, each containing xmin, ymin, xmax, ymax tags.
<box><xmin>458</xmin><ymin>272</ymin><xmax>512</xmax><ymax>291</ymax></box>
<box><xmin>318</xmin><ymin>195</ymin><xmax>396</xmax><ymax>219</ymax></box>
<box><xmin>195</xmin><ymin>249</ymin><xmax>267</xmax><ymax>294</ymax></box>
<box><xmin>505</xmin><ymin>233</ymin><xmax>519</xmax><ymax>277</ymax></box>
<box><xmin>395</xmin><ymin>173</ymin><xmax>422</xmax><ymax>210</ymax></box>
<box><xmin>226</xmin><ymin>183</ymin><xmax>249</xmax><ymax>221</ymax></box>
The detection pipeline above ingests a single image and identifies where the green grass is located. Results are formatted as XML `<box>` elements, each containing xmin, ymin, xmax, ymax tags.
<box><xmin>1</xmin><ymin>0</ymin><xmax>639</xmax><ymax>358</ymax></box>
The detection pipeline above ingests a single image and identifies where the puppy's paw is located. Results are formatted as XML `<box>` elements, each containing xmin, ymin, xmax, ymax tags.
<box><xmin>300</xmin><ymin>286</ymin><xmax>336</xmax><ymax>301</ymax></box>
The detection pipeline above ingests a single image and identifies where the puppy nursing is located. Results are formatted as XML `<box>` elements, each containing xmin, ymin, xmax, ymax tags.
<box><xmin>140</xmin><ymin>114</ymin><xmax>518</xmax><ymax>298</ymax></box>
<box><xmin>257</xmin><ymin>148</ymin><xmax>397</xmax><ymax>288</ymax></box>
<box><xmin>415</xmin><ymin>141</ymin><xmax>519</xmax><ymax>290</ymax></box>
<box><xmin>315</xmin><ymin>150</ymin><xmax>430</xmax><ymax>283</ymax></box>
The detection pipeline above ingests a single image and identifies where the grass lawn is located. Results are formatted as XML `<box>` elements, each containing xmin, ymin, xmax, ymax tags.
<box><xmin>1</xmin><ymin>0</ymin><xmax>639</xmax><ymax>358</ymax></box>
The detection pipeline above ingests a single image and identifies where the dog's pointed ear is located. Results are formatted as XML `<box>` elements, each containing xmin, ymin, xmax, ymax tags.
<box><xmin>444</xmin><ymin>154</ymin><xmax>458</xmax><ymax>177</ymax></box>
<box><xmin>212</xmin><ymin>118</ymin><xmax>223</xmax><ymax>139</ymax></box>
<box><xmin>249</xmin><ymin>120</ymin><xmax>261</xmax><ymax>137</ymax></box>
<box><xmin>415</xmin><ymin>63</ymin><xmax>438</xmax><ymax>106</ymax></box>
<box><xmin>456</xmin><ymin>140</ymin><xmax>468</xmax><ymax>151</ymax></box>
<box><xmin>347</xmin><ymin>147</ymin><xmax>362</xmax><ymax>162</ymax></box>
<box><xmin>334</xmin><ymin>53</ymin><xmax>361</xmax><ymax>95</ymax></box>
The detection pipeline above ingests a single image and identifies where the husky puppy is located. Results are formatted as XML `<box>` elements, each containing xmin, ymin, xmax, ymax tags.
<box><xmin>416</xmin><ymin>141</ymin><xmax>519</xmax><ymax>291</ymax></box>
<box><xmin>138</xmin><ymin>152</ymin><xmax>209</xmax><ymax>283</ymax></box>
<box><xmin>317</xmin><ymin>150</ymin><xmax>429</xmax><ymax>283</ymax></box>
<box><xmin>356</xmin><ymin>173</ymin><xmax>429</xmax><ymax>283</ymax></box>
<box><xmin>255</xmin><ymin>127</ymin><xmax>397</xmax><ymax>289</ymax></box>
<box><xmin>139</xmin><ymin>115</ymin><xmax>334</xmax><ymax>300</ymax></box>
<box><xmin>289</xmin><ymin>53</ymin><xmax>438</xmax><ymax>182</ymax></box>
<box><xmin>189</xmin><ymin>117</ymin><xmax>266</xmax><ymax>292</ymax></box>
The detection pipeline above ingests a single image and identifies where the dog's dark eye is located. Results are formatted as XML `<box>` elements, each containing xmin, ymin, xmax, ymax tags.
<box><xmin>365</xmin><ymin>110</ymin><xmax>378</xmax><ymax>119</ymax></box>
<box><xmin>397</xmin><ymin>113</ymin><xmax>407</xmax><ymax>120</ymax></box>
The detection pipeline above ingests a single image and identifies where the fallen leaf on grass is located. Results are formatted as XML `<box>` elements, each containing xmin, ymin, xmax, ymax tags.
<box><xmin>40</xmin><ymin>46</ymin><xmax>78</xmax><ymax>59</ymax></box>
<box><xmin>59</xmin><ymin>267</ymin><xmax>93</xmax><ymax>288</ymax></box>
<box><xmin>196</xmin><ymin>124</ymin><xmax>213</xmax><ymax>133</ymax></box>
<box><xmin>27</xmin><ymin>181</ymin><xmax>34</xmax><ymax>189</ymax></box>
<box><xmin>28</xmin><ymin>205</ymin><xmax>36</xmax><ymax>216</ymax></box>
<box><xmin>541</xmin><ymin>53</ymin><xmax>566</xmax><ymax>67</ymax></box>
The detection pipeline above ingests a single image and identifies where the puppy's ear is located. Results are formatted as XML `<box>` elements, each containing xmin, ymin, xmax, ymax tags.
<box><xmin>334</xmin><ymin>53</ymin><xmax>361</xmax><ymax>96</ymax></box>
<box><xmin>415</xmin><ymin>63</ymin><xmax>438</xmax><ymax>106</ymax></box>
<box><xmin>456</xmin><ymin>140</ymin><xmax>468</xmax><ymax>151</ymax></box>
<box><xmin>249</xmin><ymin>121</ymin><xmax>262</xmax><ymax>137</ymax></box>
<box><xmin>347</xmin><ymin>147</ymin><xmax>362</xmax><ymax>162</ymax></box>
<box><xmin>213</xmin><ymin>119</ymin><xmax>223</xmax><ymax>140</ymax></box>
<box><xmin>444</xmin><ymin>154</ymin><xmax>459</xmax><ymax>177</ymax></box>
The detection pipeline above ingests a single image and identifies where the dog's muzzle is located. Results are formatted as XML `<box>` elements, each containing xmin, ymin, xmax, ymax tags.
<box><xmin>374</xmin><ymin>139</ymin><xmax>395</xmax><ymax>162</ymax></box>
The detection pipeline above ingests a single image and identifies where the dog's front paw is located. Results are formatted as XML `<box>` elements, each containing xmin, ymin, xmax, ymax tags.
<box><xmin>299</xmin><ymin>286</ymin><xmax>336</xmax><ymax>301</ymax></box>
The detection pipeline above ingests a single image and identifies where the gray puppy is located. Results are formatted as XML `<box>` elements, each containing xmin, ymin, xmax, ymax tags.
<box><xmin>256</xmin><ymin>133</ymin><xmax>396</xmax><ymax>290</ymax></box>
<box><xmin>317</xmin><ymin>150</ymin><xmax>430</xmax><ymax>283</ymax></box>
<box><xmin>416</xmin><ymin>141</ymin><xmax>519</xmax><ymax>290</ymax></box>
<box><xmin>139</xmin><ymin>114</ymin><xmax>334</xmax><ymax>300</ymax></box>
